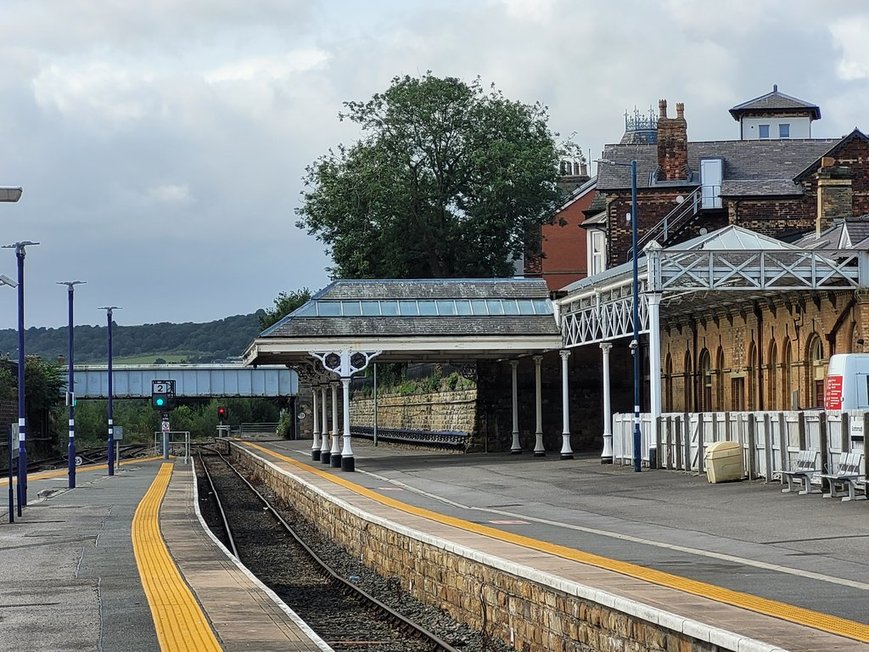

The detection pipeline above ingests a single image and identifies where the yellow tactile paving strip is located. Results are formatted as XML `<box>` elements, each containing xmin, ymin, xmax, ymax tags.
<box><xmin>247</xmin><ymin>442</ymin><xmax>869</xmax><ymax>645</ymax></box>
<box><xmin>0</xmin><ymin>455</ymin><xmax>165</xmax><ymax>486</ymax></box>
<box><xmin>132</xmin><ymin>463</ymin><xmax>222</xmax><ymax>652</ymax></box>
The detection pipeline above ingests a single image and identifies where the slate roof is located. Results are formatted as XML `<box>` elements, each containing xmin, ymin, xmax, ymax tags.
<box><xmin>309</xmin><ymin>278</ymin><xmax>552</xmax><ymax>301</ymax></box>
<box><xmin>729</xmin><ymin>87</ymin><xmax>821</xmax><ymax>120</ymax></box>
<box><xmin>261</xmin><ymin>278</ymin><xmax>560</xmax><ymax>340</ymax></box>
<box><xmin>597</xmin><ymin>138</ymin><xmax>839</xmax><ymax>194</ymax></box>
<box><xmin>793</xmin><ymin>215</ymin><xmax>869</xmax><ymax>249</ymax></box>
<box><xmin>264</xmin><ymin>316</ymin><xmax>559</xmax><ymax>338</ymax></box>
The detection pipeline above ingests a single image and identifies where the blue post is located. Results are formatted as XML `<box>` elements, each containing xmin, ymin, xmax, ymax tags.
<box><xmin>61</xmin><ymin>281</ymin><xmax>84</xmax><ymax>488</ymax></box>
<box><xmin>106</xmin><ymin>308</ymin><xmax>115</xmax><ymax>476</ymax></box>
<box><xmin>68</xmin><ymin>286</ymin><xmax>75</xmax><ymax>487</ymax></box>
<box><xmin>16</xmin><ymin>245</ymin><xmax>27</xmax><ymax>506</ymax></box>
<box><xmin>630</xmin><ymin>160</ymin><xmax>642</xmax><ymax>473</ymax></box>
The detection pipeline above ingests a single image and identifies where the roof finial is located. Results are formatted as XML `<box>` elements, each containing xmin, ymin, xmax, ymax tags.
<box><xmin>773</xmin><ymin>83</ymin><xmax>778</xmax><ymax>93</ymax></box>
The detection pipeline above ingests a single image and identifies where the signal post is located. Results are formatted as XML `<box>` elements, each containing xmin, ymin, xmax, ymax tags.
<box><xmin>151</xmin><ymin>380</ymin><xmax>175</xmax><ymax>458</ymax></box>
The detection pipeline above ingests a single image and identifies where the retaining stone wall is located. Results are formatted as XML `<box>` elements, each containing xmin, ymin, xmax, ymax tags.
<box><xmin>229</xmin><ymin>443</ymin><xmax>728</xmax><ymax>652</ymax></box>
<box><xmin>350</xmin><ymin>389</ymin><xmax>477</xmax><ymax>435</ymax></box>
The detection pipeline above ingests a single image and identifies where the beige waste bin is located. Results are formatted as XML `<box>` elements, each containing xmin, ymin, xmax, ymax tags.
<box><xmin>704</xmin><ymin>441</ymin><xmax>744</xmax><ymax>483</ymax></box>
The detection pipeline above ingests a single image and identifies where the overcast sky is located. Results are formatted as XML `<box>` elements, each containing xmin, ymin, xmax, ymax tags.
<box><xmin>0</xmin><ymin>0</ymin><xmax>867</xmax><ymax>330</ymax></box>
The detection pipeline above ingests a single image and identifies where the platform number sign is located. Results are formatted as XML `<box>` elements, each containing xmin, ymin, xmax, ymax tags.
<box><xmin>151</xmin><ymin>379</ymin><xmax>176</xmax><ymax>412</ymax></box>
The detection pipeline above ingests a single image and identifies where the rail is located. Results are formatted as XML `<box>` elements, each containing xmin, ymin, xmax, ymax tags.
<box><xmin>202</xmin><ymin>448</ymin><xmax>463</xmax><ymax>652</ymax></box>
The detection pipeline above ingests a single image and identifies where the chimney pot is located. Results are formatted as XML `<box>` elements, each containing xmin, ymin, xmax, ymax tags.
<box><xmin>658</xmin><ymin>99</ymin><xmax>667</xmax><ymax>118</ymax></box>
<box><xmin>676</xmin><ymin>102</ymin><xmax>684</xmax><ymax>119</ymax></box>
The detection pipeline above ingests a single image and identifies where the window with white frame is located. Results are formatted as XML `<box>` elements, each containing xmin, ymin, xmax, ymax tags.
<box><xmin>779</xmin><ymin>123</ymin><xmax>790</xmax><ymax>138</ymax></box>
<box><xmin>588</xmin><ymin>229</ymin><xmax>606</xmax><ymax>276</ymax></box>
<box><xmin>758</xmin><ymin>124</ymin><xmax>770</xmax><ymax>139</ymax></box>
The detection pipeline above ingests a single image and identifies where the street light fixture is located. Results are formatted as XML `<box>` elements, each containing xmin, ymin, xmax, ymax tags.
<box><xmin>0</xmin><ymin>274</ymin><xmax>18</xmax><ymax>523</ymax></box>
<box><xmin>596</xmin><ymin>158</ymin><xmax>642</xmax><ymax>472</ymax></box>
<box><xmin>2</xmin><ymin>241</ymin><xmax>40</xmax><ymax>507</ymax></box>
<box><xmin>0</xmin><ymin>187</ymin><xmax>23</xmax><ymax>203</ymax></box>
<box><xmin>99</xmin><ymin>306</ymin><xmax>120</xmax><ymax>476</ymax></box>
<box><xmin>59</xmin><ymin>281</ymin><xmax>85</xmax><ymax>489</ymax></box>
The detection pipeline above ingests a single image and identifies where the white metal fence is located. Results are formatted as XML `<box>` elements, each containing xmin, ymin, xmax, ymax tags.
<box><xmin>612</xmin><ymin>410</ymin><xmax>866</xmax><ymax>482</ymax></box>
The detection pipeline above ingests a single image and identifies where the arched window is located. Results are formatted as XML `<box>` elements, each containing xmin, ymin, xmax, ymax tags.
<box><xmin>683</xmin><ymin>350</ymin><xmax>693</xmax><ymax>412</ymax></box>
<box><xmin>806</xmin><ymin>334</ymin><xmax>825</xmax><ymax>408</ymax></box>
<box><xmin>747</xmin><ymin>342</ymin><xmax>758</xmax><ymax>410</ymax></box>
<box><xmin>768</xmin><ymin>340</ymin><xmax>778</xmax><ymax>410</ymax></box>
<box><xmin>664</xmin><ymin>353</ymin><xmax>673</xmax><ymax>412</ymax></box>
<box><xmin>782</xmin><ymin>338</ymin><xmax>793</xmax><ymax>409</ymax></box>
<box><xmin>699</xmin><ymin>349</ymin><xmax>712</xmax><ymax>411</ymax></box>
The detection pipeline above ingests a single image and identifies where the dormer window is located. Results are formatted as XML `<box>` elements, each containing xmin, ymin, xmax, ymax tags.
<box><xmin>779</xmin><ymin>123</ymin><xmax>790</xmax><ymax>138</ymax></box>
<box><xmin>758</xmin><ymin>124</ymin><xmax>770</xmax><ymax>139</ymax></box>
<box><xmin>587</xmin><ymin>229</ymin><xmax>606</xmax><ymax>276</ymax></box>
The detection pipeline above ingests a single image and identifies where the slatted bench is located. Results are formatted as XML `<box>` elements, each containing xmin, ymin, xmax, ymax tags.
<box><xmin>781</xmin><ymin>449</ymin><xmax>821</xmax><ymax>495</ymax></box>
<box><xmin>820</xmin><ymin>451</ymin><xmax>866</xmax><ymax>502</ymax></box>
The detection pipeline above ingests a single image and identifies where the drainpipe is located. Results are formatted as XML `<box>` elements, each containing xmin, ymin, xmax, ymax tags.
<box><xmin>754</xmin><ymin>302</ymin><xmax>764</xmax><ymax>410</ymax></box>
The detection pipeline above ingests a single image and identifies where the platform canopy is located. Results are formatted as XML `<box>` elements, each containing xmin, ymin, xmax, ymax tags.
<box><xmin>558</xmin><ymin>225</ymin><xmax>868</xmax><ymax>347</ymax></box>
<box><xmin>243</xmin><ymin>278</ymin><xmax>563</xmax><ymax>369</ymax></box>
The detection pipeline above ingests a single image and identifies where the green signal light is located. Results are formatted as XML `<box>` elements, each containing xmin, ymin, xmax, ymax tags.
<box><xmin>155</xmin><ymin>397</ymin><xmax>165</xmax><ymax>407</ymax></box>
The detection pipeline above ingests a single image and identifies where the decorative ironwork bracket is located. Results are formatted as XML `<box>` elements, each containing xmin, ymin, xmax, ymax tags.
<box><xmin>310</xmin><ymin>349</ymin><xmax>382</xmax><ymax>379</ymax></box>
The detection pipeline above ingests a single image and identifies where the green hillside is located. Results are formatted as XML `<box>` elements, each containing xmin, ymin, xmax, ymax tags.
<box><xmin>0</xmin><ymin>311</ymin><xmax>266</xmax><ymax>364</ymax></box>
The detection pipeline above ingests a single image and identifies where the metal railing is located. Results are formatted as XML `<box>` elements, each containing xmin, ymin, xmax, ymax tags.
<box><xmin>153</xmin><ymin>430</ymin><xmax>191</xmax><ymax>464</ymax></box>
<box><xmin>612</xmin><ymin>410</ymin><xmax>867</xmax><ymax>485</ymax></box>
<box><xmin>628</xmin><ymin>187</ymin><xmax>702</xmax><ymax>260</ymax></box>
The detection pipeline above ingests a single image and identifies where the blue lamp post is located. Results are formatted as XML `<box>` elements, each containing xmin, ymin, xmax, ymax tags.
<box><xmin>99</xmin><ymin>306</ymin><xmax>120</xmax><ymax>476</ymax></box>
<box><xmin>59</xmin><ymin>281</ymin><xmax>85</xmax><ymax>488</ymax></box>
<box><xmin>597</xmin><ymin>159</ymin><xmax>642</xmax><ymax>472</ymax></box>
<box><xmin>0</xmin><ymin>186</ymin><xmax>22</xmax><ymax>521</ymax></box>
<box><xmin>2</xmin><ymin>240</ymin><xmax>39</xmax><ymax>508</ymax></box>
<box><xmin>0</xmin><ymin>273</ymin><xmax>18</xmax><ymax>523</ymax></box>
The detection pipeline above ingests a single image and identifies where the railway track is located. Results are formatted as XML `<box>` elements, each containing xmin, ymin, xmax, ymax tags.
<box><xmin>196</xmin><ymin>448</ymin><xmax>499</xmax><ymax>652</ymax></box>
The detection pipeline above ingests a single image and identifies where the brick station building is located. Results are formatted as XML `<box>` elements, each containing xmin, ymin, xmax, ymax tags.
<box><xmin>566</xmin><ymin>86</ymin><xmax>869</xmax><ymax>414</ymax></box>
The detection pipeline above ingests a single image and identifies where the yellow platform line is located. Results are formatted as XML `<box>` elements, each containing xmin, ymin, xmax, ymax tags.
<box><xmin>132</xmin><ymin>463</ymin><xmax>221</xmax><ymax>652</ymax></box>
<box><xmin>247</xmin><ymin>442</ymin><xmax>869</xmax><ymax>644</ymax></box>
<box><xmin>0</xmin><ymin>456</ymin><xmax>165</xmax><ymax>486</ymax></box>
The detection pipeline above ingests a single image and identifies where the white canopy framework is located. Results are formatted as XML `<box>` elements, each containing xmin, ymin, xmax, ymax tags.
<box><xmin>560</xmin><ymin>226</ymin><xmax>868</xmax><ymax>349</ymax></box>
<box><xmin>557</xmin><ymin>225</ymin><xmax>869</xmax><ymax>461</ymax></box>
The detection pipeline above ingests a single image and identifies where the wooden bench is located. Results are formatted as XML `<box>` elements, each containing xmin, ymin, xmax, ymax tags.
<box><xmin>820</xmin><ymin>451</ymin><xmax>866</xmax><ymax>502</ymax></box>
<box><xmin>781</xmin><ymin>449</ymin><xmax>821</xmax><ymax>494</ymax></box>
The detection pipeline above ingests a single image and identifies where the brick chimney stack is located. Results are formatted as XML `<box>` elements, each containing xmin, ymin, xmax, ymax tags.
<box><xmin>656</xmin><ymin>99</ymin><xmax>688</xmax><ymax>181</ymax></box>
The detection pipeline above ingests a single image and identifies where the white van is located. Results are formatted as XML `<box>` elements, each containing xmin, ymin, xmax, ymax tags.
<box><xmin>825</xmin><ymin>353</ymin><xmax>869</xmax><ymax>410</ymax></box>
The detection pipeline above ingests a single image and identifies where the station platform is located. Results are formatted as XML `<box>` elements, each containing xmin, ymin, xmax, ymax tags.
<box><xmin>0</xmin><ymin>457</ymin><xmax>330</xmax><ymax>652</ymax></box>
<box><xmin>233</xmin><ymin>438</ymin><xmax>869</xmax><ymax>652</ymax></box>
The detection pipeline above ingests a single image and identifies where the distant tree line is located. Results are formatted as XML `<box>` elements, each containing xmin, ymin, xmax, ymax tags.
<box><xmin>0</xmin><ymin>312</ymin><xmax>266</xmax><ymax>364</ymax></box>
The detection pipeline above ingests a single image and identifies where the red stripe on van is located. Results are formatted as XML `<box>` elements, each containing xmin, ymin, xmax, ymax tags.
<box><xmin>825</xmin><ymin>374</ymin><xmax>843</xmax><ymax>410</ymax></box>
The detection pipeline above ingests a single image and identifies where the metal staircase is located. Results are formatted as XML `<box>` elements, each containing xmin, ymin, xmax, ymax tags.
<box><xmin>628</xmin><ymin>187</ymin><xmax>702</xmax><ymax>260</ymax></box>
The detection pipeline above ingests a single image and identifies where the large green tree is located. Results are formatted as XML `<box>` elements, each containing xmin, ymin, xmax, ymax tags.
<box><xmin>296</xmin><ymin>74</ymin><xmax>562</xmax><ymax>278</ymax></box>
<box><xmin>259</xmin><ymin>288</ymin><xmax>312</xmax><ymax>330</ymax></box>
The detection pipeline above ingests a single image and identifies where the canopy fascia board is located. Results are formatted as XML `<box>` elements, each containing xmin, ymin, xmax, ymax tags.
<box><xmin>244</xmin><ymin>335</ymin><xmax>563</xmax><ymax>366</ymax></box>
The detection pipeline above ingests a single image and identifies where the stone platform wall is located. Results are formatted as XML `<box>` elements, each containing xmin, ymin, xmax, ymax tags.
<box><xmin>229</xmin><ymin>443</ymin><xmax>736</xmax><ymax>652</ymax></box>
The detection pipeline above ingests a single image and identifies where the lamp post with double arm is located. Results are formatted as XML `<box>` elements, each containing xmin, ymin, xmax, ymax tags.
<box><xmin>3</xmin><ymin>240</ymin><xmax>39</xmax><ymax>507</ymax></box>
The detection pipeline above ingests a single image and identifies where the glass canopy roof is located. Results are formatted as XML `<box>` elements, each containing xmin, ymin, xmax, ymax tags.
<box><xmin>292</xmin><ymin>297</ymin><xmax>553</xmax><ymax>318</ymax></box>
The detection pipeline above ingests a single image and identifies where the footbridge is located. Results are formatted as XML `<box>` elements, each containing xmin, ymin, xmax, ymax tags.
<box><xmin>71</xmin><ymin>364</ymin><xmax>297</xmax><ymax>398</ymax></box>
